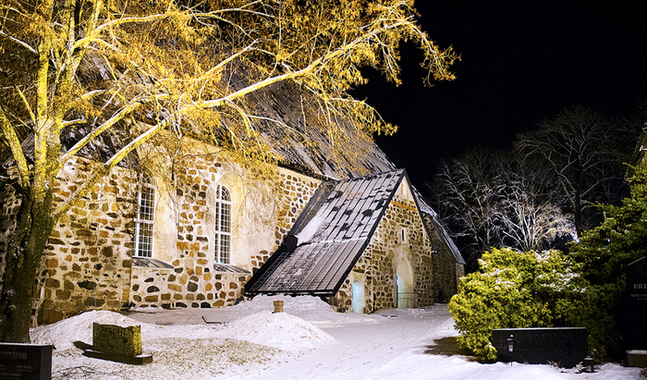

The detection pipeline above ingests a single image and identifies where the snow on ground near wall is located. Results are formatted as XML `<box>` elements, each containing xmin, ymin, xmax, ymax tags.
<box><xmin>30</xmin><ymin>295</ymin><xmax>645</xmax><ymax>380</ymax></box>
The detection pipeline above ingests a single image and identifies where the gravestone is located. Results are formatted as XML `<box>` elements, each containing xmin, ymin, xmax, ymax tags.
<box><xmin>626</xmin><ymin>257</ymin><xmax>647</xmax><ymax>351</ymax></box>
<box><xmin>492</xmin><ymin>327</ymin><xmax>587</xmax><ymax>368</ymax></box>
<box><xmin>80</xmin><ymin>323</ymin><xmax>152</xmax><ymax>364</ymax></box>
<box><xmin>0</xmin><ymin>343</ymin><xmax>52</xmax><ymax>380</ymax></box>
<box><xmin>93</xmin><ymin>323</ymin><xmax>142</xmax><ymax>357</ymax></box>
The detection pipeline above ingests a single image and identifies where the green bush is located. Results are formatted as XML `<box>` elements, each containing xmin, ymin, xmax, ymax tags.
<box><xmin>569</xmin><ymin>162</ymin><xmax>647</xmax><ymax>359</ymax></box>
<box><xmin>448</xmin><ymin>247</ymin><xmax>599</xmax><ymax>362</ymax></box>
<box><xmin>448</xmin><ymin>163</ymin><xmax>647</xmax><ymax>362</ymax></box>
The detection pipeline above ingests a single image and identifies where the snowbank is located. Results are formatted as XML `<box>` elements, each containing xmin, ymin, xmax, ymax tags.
<box><xmin>219</xmin><ymin>311</ymin><xmax>335</xmax><ymax>351</ymax></box>
<box><xmin>30</xmin><ymin>310</ymin><xmax>145</xmax><ymax>350</ymax></box>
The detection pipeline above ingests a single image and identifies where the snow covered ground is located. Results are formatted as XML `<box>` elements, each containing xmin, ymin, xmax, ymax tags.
<box><xmin>30</xmin><ymin>295</ymin><xmax>645</xmax><ymax>380</ymax></box>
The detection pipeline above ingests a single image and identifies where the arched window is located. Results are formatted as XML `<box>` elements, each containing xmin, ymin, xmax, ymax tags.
<box><xmin>214</xmin><ymin>184</ymin><xmax>231</xmax><ymax>264</ymax></box>
<box><xmin>134</xmin><ymin>175</ymin><xmax>155</xmax><ymax>258</ymax></box>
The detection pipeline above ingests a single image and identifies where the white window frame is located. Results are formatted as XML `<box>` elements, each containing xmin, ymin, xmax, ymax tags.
<box><xmin>214</xmin><ymin>184</ymin><xmax>231</xmax><ymax>264</ymax></box>
<box><xmin>134</xmin><ymin>176</ymin><xmax>156</xmax><ymax>258</ymax></box>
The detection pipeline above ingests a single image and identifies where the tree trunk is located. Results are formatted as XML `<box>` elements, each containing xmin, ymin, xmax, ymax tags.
<box><xmin>0</xmin><ymin>184</ymin><xmax>55</xmax><ymax>342</ymax></box>
<box><xmin>573</xmin><ymin>192</ymin><xmax>583</xmax><ymax>239</ymax></box>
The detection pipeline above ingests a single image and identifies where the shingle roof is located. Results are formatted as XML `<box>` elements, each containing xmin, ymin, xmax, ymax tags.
<box><xmin>2</xmin><ymin>80</ymin><xmax>394</xmax><ymax>180</ymax></box>
<box><xmin>243</xmin><ymin>81</ymin><xmax>396</xmax><ymax>180</ymax></box>
<box><xmin>245</xmin><ymin>169</ymin><xmax>406</xmax><ymax>296</ymax></box>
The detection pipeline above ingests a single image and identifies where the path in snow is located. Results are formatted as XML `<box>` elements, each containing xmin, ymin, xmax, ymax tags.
<box><xmin>225</xmin><ymin>306</ymin><xmax>455</xmax><ymax>380</ymax></box>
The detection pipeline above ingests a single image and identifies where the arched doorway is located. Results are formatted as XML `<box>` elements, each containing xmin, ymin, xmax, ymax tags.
<box><xmin>396</xmin><ymin>260</ymin><xmax>414</xmax><ymax>309</ymax></box>
<box><xmin>352</xmin><ymin>281</ymin><xmax>365</xmax><ymax>313</ymax></box>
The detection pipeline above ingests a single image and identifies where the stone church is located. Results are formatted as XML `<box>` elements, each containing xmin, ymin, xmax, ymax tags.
<box><xmin>0</xmin><ymin>81</ymin><xmax>464</xmax><ymax>325</ymax></box>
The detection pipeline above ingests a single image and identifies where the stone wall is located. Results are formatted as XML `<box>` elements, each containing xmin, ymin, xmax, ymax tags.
<box><xmin>144</xmin><ymin>153</ymin><xmax>248</xmax><ymax>309</ymax></box>
<box><xmin>430</xmin><ymin>230</ymin><xmax>463</xmax><ymax>303</ymax></box>
<box><xmin>127</xmin><ymin>154</ymin><xmax>320</xmax><ymax>310</ymax></box>
<box><xmin>0</xmin><ymin>149</ymin><xmax>323</xmax><ymax>324</ymax></box>
<box><xmin>1</xmin><ymin>146</ymin><xmax>460</xmax><ymax>322</ymax></box>
<box><xmin>268</xmin><ymin>170</ymin><xmax>320</xmax><ymax>263</ymax></box>
<box><xmin>36</xmin><ymin>157</ymin><xmax>137</xmax><ymax>325</ymax></box>
<box><xmin>129</xmin><ymin>265</ymin><xmax>250</xmax><ymax>309</ymax></box>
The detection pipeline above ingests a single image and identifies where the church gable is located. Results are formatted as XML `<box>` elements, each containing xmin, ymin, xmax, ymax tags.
<box><xmin>245</xmin><ymin>170</ymin><xmax>405</xmax><ymax>296</ymax></box>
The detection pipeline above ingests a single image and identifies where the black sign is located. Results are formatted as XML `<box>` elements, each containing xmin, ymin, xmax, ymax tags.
<box><xmin>492</xmin><ymin>327</ymin><xmax>587</xmax><ymax>368</ymax></box>
<box><xmin>0</xmin><ymin>344</ymin><xmax>52</xmax><ymax>380</ymax></box>
<box><xmin>627</xmin><ymin>256</ymin><xmax>647</xmax><ymax>350</ymax></box>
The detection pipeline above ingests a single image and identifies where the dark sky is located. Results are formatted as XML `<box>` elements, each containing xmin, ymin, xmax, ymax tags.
<box><xmin>353</xmin><ymin>1</ymin><xmax>647</xmax><ymax>191</ymax></box>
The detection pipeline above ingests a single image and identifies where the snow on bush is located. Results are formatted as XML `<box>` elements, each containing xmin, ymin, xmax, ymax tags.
<box><xmin>448</xmin><ymin>247</ymin><xmax>594</xmax><ymax>362</ymax></box>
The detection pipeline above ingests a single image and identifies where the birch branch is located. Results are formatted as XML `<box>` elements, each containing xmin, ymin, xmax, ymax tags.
<box><xmin>0</xmin><ymin>107</ymin><xmax>30</xmax><ymax>188</ymax></box>
<box><xmin>53</xmin><ymin>119</ymin><xmax>165</xmax><ymax>219</ymax></box>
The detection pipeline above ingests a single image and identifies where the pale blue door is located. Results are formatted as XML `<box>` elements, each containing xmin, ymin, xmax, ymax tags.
<box><xmin>352</xmin><ymin>281</ymin><xmax>365</xmax><ymax>313</ymax></box>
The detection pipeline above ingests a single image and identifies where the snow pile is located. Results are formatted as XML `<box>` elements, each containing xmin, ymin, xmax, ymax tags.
<box><xmin>27</xmin><ymin>300</ymin><xmax>644</xmax><ymax>380</ymax></box>
<box><xmin>219</xmin><ymin>311</ymin><xmax>335</xmax><ymax>351</ymax></box>
<box><xmin>30</xmin><ymin>310</ymin><xmax>146</xmax><ymax>350</ymax></box>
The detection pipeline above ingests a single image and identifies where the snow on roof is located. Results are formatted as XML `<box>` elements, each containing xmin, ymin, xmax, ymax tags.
<box><xmin>246</xmin><ymin>170</ymin><xmax>405</xmax><ymax>296</ymax></box>
<box><xmin>246</xmin><ymin>169</ymin><xmax>465</xmax><ymax>296</ymax></box>
<box><xmin>242</xmin><ymin>81</ymin><xmax>396</xmax><ymax>180</ymax></box>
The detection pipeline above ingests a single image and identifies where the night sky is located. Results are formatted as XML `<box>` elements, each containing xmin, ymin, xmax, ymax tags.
<box><xmin>353</xmin><ymin>1</ymin><xmax>647</xmax><ymax>192</ymax></box>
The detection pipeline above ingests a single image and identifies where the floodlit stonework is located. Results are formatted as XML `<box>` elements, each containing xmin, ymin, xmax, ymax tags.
<box><xmin>1</xmin><ymin>143</ymin><xmax>463</xmax><ymax>326</ymax></box>
<box><xmin>332</xmin><ymin>179</ymin><xmax>441</xmax><ymax>313</ymax></box>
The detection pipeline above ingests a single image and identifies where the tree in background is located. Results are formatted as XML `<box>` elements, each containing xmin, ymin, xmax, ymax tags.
<box><xmin>569</xmin><ymin>161</ymin><xmax>647</xmax><ymax>358</ymax></box>
<box><xmin>514</xmin><ymin>105</ymin><xmax>637</xmax><ymax>237</ymax></box>
<box><xmin>432</xmin><ymin>149</ymin><xmax>573</xmax><ymax>270</ymax></box>
<box><xmin>432</xmin><ymin>149</ymin><xmax>502</xmax><ymax>269</ymax></box>
<box><xmin>0</xmin><ymin>0</ymin><xmax>458</xmax><ymax>342</ymax></box>
<box><xmin>450</xmin><ymin>163</ymin><xmax>647</xmax><ymax>362</ymax></box>
<box><xmin>494</xmin><ymin>156</ymin><xmax>575</xmax><ymax>252</ymax></box>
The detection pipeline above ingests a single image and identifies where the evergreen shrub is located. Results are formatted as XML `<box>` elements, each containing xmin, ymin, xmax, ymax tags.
<box><xmin>448</xmin><ymin>247</ymin><xmax>601</xmax><ymax>362</ymax></box>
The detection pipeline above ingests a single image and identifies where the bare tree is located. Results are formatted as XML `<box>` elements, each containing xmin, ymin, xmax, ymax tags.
<box><xmin>494</xmin><ymin>161</ymin><xmax>575</xmax><ymax>252</ymax></box>
<box><xmin>432</xmin><ymin>149</ymin><xmax>574</xmax><ymax>269</ymax></box>
<box><xmin>514</xmin><ymin>105</ymin><xmax>636</xmax><ymax>237</ymax></box>
<box><xmin>0</xmin><ymin>0</ymin><xmax>459</xmax><ymax>342</ymax></box>
<box><xmin>432</xmin><ymin>149</ymin><xmax>504</xmax><ymax>270</ymax></box>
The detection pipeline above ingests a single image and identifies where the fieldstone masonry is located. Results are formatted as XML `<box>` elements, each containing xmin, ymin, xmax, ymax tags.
<box><xmin>127</xmin><ymin>155</ymin><xmax>319</xmax><ymax>310</ymax></box>
<box><xmin>332</xmin><ymin>190</ymin><xmax>436</xmax><ymax>312</ymax></box>
<box><xmin>0</xmin><ymin>157</ymin><xmax>138</xmax><ymax>326</ymax></box>
<box><xmin>1</xmin><ymin>149</ymin><xmax>462</xmax><ymax>325</ymax></box>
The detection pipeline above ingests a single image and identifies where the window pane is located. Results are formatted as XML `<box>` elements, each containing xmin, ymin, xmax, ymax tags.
<box><xmin>214</xmin><ymin>184</ymin><xmax>231</xmax><ymax>265</ymax></box>
<box><xmin>220</xmin><ymin>233</ymin><xmax>230</xmax><ymax>264</ymax></box>
<box><xmin>139</xmin><ymin>187</ymin><xmax>155</xmax><ymax>221</ymax></box>
<box><xmin>134</xmin><ymin>181</ymin><xmax>155</xmax><ymax>258</ymax></box>
<box><xmin>220</xmin><ymin>185</ymin><xmax>231</xmax><ymax>202</ymax></box>
<box><xmin>136</xmin><ymin>222</ymin><xmax>154</xmax><ymax>257</ymax></box>
<box><xmin>221</xmin><ymin>203</ymin><xmax>230</xmax><ymax>233</ymax></box>
<box><xmin>215</xmin><ymin>203</ymin><xmax>220</xmax><ymax>230</ymax></box>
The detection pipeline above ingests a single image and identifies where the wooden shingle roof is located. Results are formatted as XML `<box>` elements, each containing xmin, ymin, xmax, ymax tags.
<box><xmin>245</xmin><ymin>169</ymin><xmax>406</xmax><ymax>296</ymax></box>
